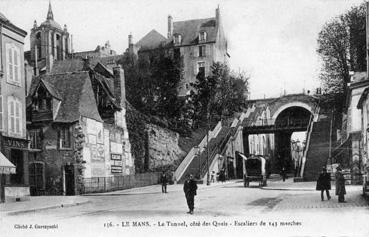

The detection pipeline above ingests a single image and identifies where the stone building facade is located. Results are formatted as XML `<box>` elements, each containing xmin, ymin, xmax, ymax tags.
<box><xmin>0</xmin><ymin>11</ymin><xmax>29</xmax><ymax>202</ymax></box>
<box><xmin>128</xmin><ymin>7</ymin><xmax>229</xmax><ymax>96</ymax></box>
<box><xmin>26</xmin><ymin>58</ymin><xmax>132</xmax><ymax>195</ymax></box>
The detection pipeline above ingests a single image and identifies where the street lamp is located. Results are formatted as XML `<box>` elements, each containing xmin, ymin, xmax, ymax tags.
<box><xmin>194</xmin><ymin>146</ymin><xmax>200</xmax><ymax>180</ymax></box>
<box><xmin>206</xmin><ymin>107</ymin><xmax>210</xmax><ymax>186</ymax></box>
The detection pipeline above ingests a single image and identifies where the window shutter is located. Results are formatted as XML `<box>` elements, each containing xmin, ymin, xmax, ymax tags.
<box><xmin>15</xmin><ymin>100</ymin><xmax>21</xmax><ymax>134</ymax></box>
<box><xmin>15</xmin><ymin>48</ymin><xmax>21</xmax><ymax>83</ymax></box>
<box><xmin>8</xmin><ymin>98</ymin><xmax>14</xmax><ymax>133</ymax></box>
<box><xmin>193</xmin><ymin>46</ymin><xmax>198</xmax><ymax>57</ymax></box>
<box><xmin>194</xmin><ymin>62</ymin><xmax>198</xmax><ymax>75</ymax></box>
<box><xmin>0</xmin><ymin>96</ymin><xmax>2</xmax><ymax>130</ymax></box>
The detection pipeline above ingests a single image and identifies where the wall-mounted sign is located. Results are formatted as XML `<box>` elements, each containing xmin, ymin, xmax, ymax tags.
<box><xmin>3</xmin><ymin>136</ymin><xmax>29</xmax><ymax>149</ymax></box>
<box><xmin>111</xmin><ymin>165</ymin><xmax>122</xmax><ymax>173</ymax></box>
<box><xmin>111</xmin><ymin>154</ymin><xmax>122</xmax><ymax>161</ymax></box>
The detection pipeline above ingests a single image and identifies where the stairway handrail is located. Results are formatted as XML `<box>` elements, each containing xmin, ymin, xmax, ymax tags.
<box><xmin>300</xmin><ymin>106</ymin><xmax>320</xmax><ymax>177</ymax></box>
<box><xmin>174</xmin><ymin>121</ymin><xmax>222</xmax><ymax>182</ymax></box>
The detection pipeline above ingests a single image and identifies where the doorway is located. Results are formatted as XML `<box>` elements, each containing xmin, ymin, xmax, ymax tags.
<box><xmin>64</xmin><ymin>164</ymin><xmax>75</xmax><ymax>195</ymax></box>
<box><xmin>10</xmin><ymin>149</ymin><xmax>24</xmax><ymax>185</ymax></box>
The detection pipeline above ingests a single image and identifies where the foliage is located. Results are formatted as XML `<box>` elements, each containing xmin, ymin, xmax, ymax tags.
<box><xmin>190</xmin><ymin>62</ymin><xmax>249</xmax><ymax>126</ymax></box>
<box><xmin>119</xmin><ymin>48</ymin><xmax>192</xmax><ymax>135</ymax></box>
<box><xmin>317</xmin><ymin>3</ymin><xmax>366</xmax><ymax>94</ymax></box>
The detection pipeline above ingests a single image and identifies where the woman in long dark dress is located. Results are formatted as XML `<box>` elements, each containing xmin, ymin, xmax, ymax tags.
<box><xmin>335</xmin><ymin>167</ymin><xmax>346</xmax><ymax>203</ymax></box>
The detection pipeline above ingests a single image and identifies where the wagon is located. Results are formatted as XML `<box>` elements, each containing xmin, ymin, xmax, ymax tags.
<box><xmin>241</xmin><ymin>154</ymin><xmax>267</xmax><ymax>187</ymax></box>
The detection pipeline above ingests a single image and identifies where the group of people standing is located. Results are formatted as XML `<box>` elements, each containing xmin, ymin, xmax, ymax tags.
<box><xmin>316</xmin><ymin>166</ymin><xmax>346</xmax><ymax>203</ymax></box>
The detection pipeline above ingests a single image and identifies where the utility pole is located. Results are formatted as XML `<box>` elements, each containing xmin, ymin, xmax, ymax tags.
<box><xmin>329</xmin><ymin>109</ymin><xmax>333</xmax><ymax>171</ymax></box>
<box><xmin>206</xmin><ymin>109</ymin><xmax>210</xmax><ymax>186</ymax></box>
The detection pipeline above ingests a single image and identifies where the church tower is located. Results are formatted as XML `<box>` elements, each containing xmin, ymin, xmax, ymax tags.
<box><xmin>30</xmin><ymin>2</ymin><xmax>70</xmax><ymax>74</ymax></box>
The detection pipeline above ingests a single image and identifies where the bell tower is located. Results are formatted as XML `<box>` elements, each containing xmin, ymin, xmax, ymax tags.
<box><xmin>30</xmin><ymin>2</ymin><xmax>70</xmax><ymax>74</ymax></box>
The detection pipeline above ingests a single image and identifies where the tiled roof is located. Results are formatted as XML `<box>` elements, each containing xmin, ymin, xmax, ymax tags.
<box><xmin>30</xmin><ymin>72</ymin><xmax>102</xmax><ymax>123</ymax></box>
<box><xmin>172</xmin><ymin>18</ymin><xmax>217</xmax><ymax>45</ymax></box>
<box><xmin>50</xmin><ymin>59</ymin><xmax>85</xmax><ymax>74</ymax></box>
<box><xmin>136</xmin><ymin>30</ymin><xmax>167</xmax><ymax>51</ymax></box>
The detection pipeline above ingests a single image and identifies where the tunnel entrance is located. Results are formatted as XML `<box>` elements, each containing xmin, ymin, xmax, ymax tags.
<box><xmin>272</xmin><ymin>106</ymin><xmax>311</xmax><ymax>174</ymax></box>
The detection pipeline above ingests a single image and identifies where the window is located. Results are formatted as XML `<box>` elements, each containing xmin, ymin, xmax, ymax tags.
<box><xmin>6</xmin><ymin>43</ymin><xmax>21</xmax><ymax>85</ymax></box>
<box><xmin>197</xmin><ymin>61</ymin><xmax>205</xmax><ymax>76</ymax></box>
<box><xmin>0</xmin><ymin>96</ymin><xmax>3</xmax><ymax>131</ymax></box>
<box><xmin>59</xmin><ymin>127</ymin><xmax>71</xmax><ymax>148</ymax></box>
<box><xmin>174</xmin><ymin>34</ymin><xmax>182</xmax><ymax>45</ymax></box>
<box><xmin>29</xmin><ymin>162</ymin><xmax>45</xmax><ymax>190</ymax></box>
<box><xmin>199</xmin><ymin>45</ymin><xmax>206</xmax><ymax>57</ymax></box>
<box><xmin>8</xmin><ymin>96</ymin><xmax>22</xmax><ymax>136</ymax></box>
<box><xmin>29</xmin><ymin>129</ymin><xmax>42</xmax><ymax>149</ymax></box>
<box><xmin>199</xmin><ymin>31</ymin><xmax>207</xmax><ymax>42</ymax></box>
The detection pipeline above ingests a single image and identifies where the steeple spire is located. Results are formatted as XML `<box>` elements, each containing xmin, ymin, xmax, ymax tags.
<box><xmin>46</xmin><ymin>1</ymin><xmax>54</xmax><ymax>20</ymax></box>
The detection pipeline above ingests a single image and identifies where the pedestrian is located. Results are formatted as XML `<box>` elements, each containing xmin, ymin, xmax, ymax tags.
<box><xmin>281</xmin><ymin>166</ymin><xmax>287</xmax><ymax>182</ymax></box>
<box><xmin>160</xmin><ymin>171</ymin><xmax>168</xmax><ymax>193</ymax></box>
<box><xmin>210</xmin><ymin>170</ymin><xmax>215</xmax><ymax>183</ymax></box>
<box><xmin>183</xmin><ymin>174</ymin><xmax>198</xmax><ymax>214</ymax></box>
<box><xmin>316</xmin><ymin>167</ymin><xmax>331</xmax><ymax>201</ymax></box>
<box><xmin>335</xmin><ymin>167</ymin><xmax>346</xmax><ymax>203</ymax></box>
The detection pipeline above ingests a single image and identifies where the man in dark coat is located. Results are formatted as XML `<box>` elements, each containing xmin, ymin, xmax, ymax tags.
<box><xmin>316</xmin><ymin>167</ymin><xmax>331</xmax><ymax>201</ymax></box>
<box><xmin>335</xmin><ymin>167</ymin><xmax>346</xmax><ymax>203</ymax></box>
<box><xmin>183</xmin><ymin>174</ymin><xmax>198</xmax><ymax>214</ymax></box>
<box><xmin>161</xmin><ymin>171</ymin><xmax>168</xmax><ymax>193</ymax></box>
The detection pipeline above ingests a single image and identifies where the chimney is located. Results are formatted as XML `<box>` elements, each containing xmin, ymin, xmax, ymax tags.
<box><xmin>215</xmin><ymin>6</ymin><xmax>220</xmax><ymax>27</ymax></box>
<box><xmin>168</xmin><ymin>15</ymin><xmax>173</xmax><ymax>38</ymax></box>
<box><xmin>128</xmin><ymin>33</ymin><xmax>133</xmax><ymax>46</ymax></box>
<box><xmin>367</xmin><ymin>1</ymin><xmax>369</xmax><ymax>76</ymax></box>
<box><xmin>113</xmin><ymin>65</ymin><xmax>126</xmax><ymax>108</ymax></box>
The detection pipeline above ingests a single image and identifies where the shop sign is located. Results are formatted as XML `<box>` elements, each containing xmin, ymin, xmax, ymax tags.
<box><xmin>3</xmin><ymin>137</ymin><xmax>28</xmax><ymax>149</ymax></box>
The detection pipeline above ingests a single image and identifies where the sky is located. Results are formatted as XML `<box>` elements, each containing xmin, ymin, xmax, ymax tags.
<box><xmin>0</xmin><ymin>0</ymin><xmax>364</xmax><ymax>99</ymax></box>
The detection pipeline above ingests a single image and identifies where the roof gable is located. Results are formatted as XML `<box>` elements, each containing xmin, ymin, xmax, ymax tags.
<box><xmin>136</xmin><ymin>29</ymin><xmax>167</xmax><ymax>50</ymax></box>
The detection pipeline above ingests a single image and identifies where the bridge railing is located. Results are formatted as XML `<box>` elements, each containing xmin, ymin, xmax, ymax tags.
<box><xmin>243</xmin><ymin>118</ymin><xmax>310</xmax><ymax>128</ymax></box>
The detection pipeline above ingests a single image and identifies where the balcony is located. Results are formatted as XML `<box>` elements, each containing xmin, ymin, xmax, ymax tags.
<box><xmin>30</xmin><ymin>110</ymin><xmax>53</xmax><ymax>122</ymax></box>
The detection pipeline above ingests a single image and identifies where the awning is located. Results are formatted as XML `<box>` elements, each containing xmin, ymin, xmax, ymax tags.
<box><xmin>0</xmin><ymin>152</ymin><xmax>16</xmax><ymax>174</ymax></box>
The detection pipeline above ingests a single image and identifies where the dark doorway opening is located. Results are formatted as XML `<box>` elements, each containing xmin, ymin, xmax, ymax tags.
<box><xmin>10</xmin><ymin>149</ymin><xmax>24</xmax><ymax>185</ymax></box>
<box><xmin>64</xmin><ymin>164</ymin><xmax>75</xmax><ymax>195</ymax></box>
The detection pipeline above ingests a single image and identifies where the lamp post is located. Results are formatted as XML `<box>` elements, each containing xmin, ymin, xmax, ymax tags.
<box><xmin>206</xmin><ymin>106</ymin><xmax>210</xmax><ymax>186</ymax></box>
<box><xmin>194</xmin><ymin>146</ymin><xmax>200</xmax><ymax>180</ymax></box>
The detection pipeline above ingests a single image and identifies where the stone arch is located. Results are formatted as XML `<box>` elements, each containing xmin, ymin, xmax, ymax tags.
<box><xmin>272</xmin><ymin>102</ymin><xmax>314</xmax><ymax>121</ymax></box>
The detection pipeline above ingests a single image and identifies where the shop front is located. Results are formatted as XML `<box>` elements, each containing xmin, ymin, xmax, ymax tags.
<box><xmin>1</xmin><ymin>136</ymin><xmax>30</xmax><ymax>202</ymax></box>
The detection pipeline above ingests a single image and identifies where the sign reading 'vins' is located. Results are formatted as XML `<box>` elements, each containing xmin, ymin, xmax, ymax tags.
<box><xmin>111</xmin><ymin>154</ymin><xmax>122</xmax><ymax>160</ymax></box>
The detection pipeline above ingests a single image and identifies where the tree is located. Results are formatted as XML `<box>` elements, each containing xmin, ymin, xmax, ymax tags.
<box><xmin>317</xmin><ymin>3</ymin><xmax>366</xmax><ymax>94</ymax></box>
<box><xmin>190</xmin><ymin>62</ymin><xmax>249</xmax><ymax>126</ymax></box>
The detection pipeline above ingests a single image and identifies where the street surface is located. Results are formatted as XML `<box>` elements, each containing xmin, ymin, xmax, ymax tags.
<box><xmin>1</xmin><ymin>180</ymin><xmax>369</xmax><ymax>237</ymax></box>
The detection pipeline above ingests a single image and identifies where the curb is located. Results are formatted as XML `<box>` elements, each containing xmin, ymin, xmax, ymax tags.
<box><xmin>3</xmin><ymin>200</ymin><xmax>91</xmax><ymax>216</ymax></box>
<box><xmin>261</xmin><ymin>187</ymin><xmax>315</xmax><ymax>191</ymax></box>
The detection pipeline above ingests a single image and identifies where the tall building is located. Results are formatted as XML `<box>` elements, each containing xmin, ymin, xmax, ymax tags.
<box><xmin>128</xmin><ymin>7</ymin><xmax>229</xmax><ymax>96</ymax></box>
<box><xmin>26</xmin><ymin>2</ymin><xmax>70</xmax><ymax>74</ymax></box>
<box><xmin>0</xmin><ymin>11</ymin><xmax>29</xmax><ymax>202</ymax></box>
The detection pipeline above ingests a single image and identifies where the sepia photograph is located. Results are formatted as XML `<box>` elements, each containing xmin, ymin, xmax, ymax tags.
<box><xmin>0</xmin><ymin>0</ymin><xmax>369</xmax><ymax>236</ymax></box>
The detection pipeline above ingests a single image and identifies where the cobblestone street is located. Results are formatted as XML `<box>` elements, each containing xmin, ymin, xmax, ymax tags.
<box><xmin>2</xmin><ymin>180</ymin><xmax>369</xmax><ymax>236</ymax></box>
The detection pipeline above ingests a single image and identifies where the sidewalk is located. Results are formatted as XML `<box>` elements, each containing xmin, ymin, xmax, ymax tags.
<box><xmin>0</xmin><ymin>195</ymin><xmax>90</xmax><ymax>216</ymax></box>
<box><xmin>263</xmin><ymin>178</ymin><xmax>364</xmax><ymax>192</ymax></box>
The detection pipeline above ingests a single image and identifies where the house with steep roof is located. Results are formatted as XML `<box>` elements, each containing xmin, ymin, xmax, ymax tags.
<box><xmin>127</xmin><ymin>7</ymin><xmax>229</xmax><ymax>96</ymax></box>
<box><xmin>26</xmin><ymin>57</ymin><xmax>133</xmax><ymax>195</ymax></box>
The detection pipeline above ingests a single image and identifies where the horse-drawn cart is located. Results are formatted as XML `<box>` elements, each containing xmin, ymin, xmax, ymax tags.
<box><xmin>239</xmin><ymin>154</ymin><xmax>267</xmax><ymax>187</ymax></box>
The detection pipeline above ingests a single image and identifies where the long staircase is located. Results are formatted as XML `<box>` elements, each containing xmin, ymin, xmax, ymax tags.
<box><xmin>177</xmin><ymin>126</ymin><xmax>233</xmax><ymax>183</ymax></box>
<box><xmin>302</xmin><ymin>109</ymin><xmax>332</xmax><ymax>181</ymax></box>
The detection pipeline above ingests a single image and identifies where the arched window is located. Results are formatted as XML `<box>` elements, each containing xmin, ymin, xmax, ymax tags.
<box><xmin>35</xmin><ymin>32</ymin><xmax>42</xmax><ymax>59</ymax></box>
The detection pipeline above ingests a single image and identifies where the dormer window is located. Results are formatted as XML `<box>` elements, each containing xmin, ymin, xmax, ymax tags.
<box><xmin>199</xmin><ymin>31</ymin><xmax>207</xmax><ymax>42</ymax></box>
<box><xmin>174</xmin><ymin>34</ymin><xmax>182</xmax><ymax>45</ymax></box>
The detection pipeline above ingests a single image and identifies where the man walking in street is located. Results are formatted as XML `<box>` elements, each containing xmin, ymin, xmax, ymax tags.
<box><xmin>316</xmin><ymin>167</ymin><xmax>331</xmax><ymax>201</ymax></box>
<box><xmin>335</xmin><ymin>167</ymin><xmax>346</xmax><ymax>203</ymax></box>
<box><xmin>183</xmin><ymin>174</ymin><xmax>198</xmax><ymax>214</ymax></box>
<box><xmin>161</xmin><ymin>171</ymin><xmax>168</xmax><ymax>193</ymax></box>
